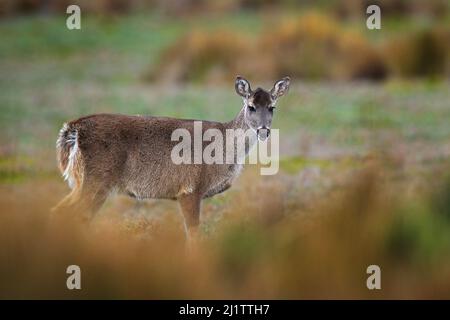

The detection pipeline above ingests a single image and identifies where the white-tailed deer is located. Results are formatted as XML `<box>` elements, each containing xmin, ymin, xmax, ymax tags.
<box><xmin>54</xmin><ymin>76</ymin><xmax>290</xmax><ymax>239</ymax></box>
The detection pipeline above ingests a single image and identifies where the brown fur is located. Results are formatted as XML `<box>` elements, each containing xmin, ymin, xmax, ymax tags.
<box><xmin>54</xmin><ymin>77</ymin><xmax>290</xmax><ymax>238</ymax></box>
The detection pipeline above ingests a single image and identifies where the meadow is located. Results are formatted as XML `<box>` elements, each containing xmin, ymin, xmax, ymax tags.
<box><xmin>0</xmin><ymin>11</ymin><xmax>450</xmax><ymax>298</ymax></box>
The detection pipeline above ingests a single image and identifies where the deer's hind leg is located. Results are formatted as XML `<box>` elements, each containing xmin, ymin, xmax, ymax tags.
<box><xmin>52</xmin><ymin>181</ymin><xmax>110</xmax><ymax>222</ymax></box>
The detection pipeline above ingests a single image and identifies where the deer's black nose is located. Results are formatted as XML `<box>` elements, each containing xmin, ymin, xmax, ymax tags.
<box><xmin>257</xmin><ymin>127</ymin><xmax>270</xmax><ymax>141</ymax></box>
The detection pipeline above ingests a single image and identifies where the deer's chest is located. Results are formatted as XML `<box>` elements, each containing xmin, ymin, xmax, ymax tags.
<box><xmin>202</xmin><ymin>164</ymin><xmax>243</xmax><ymax>198</ymax></box>
<box><xmin>218</xmin><ymin>163</ymin><xmax>243</xmax><ymax>185</ymax></box>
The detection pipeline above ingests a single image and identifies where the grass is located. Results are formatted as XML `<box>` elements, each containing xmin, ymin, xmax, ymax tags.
<box><xmin>1</xmin><ymin>164</ymin><xmax>450</xmax><ymax>299</ymax></box>
<box><xmin>0</xmin><ymin>14</ymin><xmax>448</xmax><ymax>190</ymax></box>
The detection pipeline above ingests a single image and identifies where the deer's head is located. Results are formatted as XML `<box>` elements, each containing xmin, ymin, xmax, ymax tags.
<box><xmin>235</xmin><ymin>76</ymin><xmax>290</xmax><ymax>141</ymax></box>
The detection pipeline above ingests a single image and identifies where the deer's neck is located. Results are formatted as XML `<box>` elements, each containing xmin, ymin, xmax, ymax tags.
<box><xmin>228</xmin><ymin>106</ymin><xmax>248</xmax><ymax>131</ymax></box>
<box><xmin>226</xmin><ymin>106</ymin><xmax>258</xmax><ymax>159</ymax></box>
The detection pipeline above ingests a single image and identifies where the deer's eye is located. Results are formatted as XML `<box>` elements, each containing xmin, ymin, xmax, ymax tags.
<box><xmin>248</xmin><ymin>106</ymin><xmax>256</xmax><ymax>112</ymax></box>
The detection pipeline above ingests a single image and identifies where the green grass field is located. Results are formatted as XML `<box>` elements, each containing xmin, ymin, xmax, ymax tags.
<box><xmin>1</xmin><ymin>12</ymin><xmax>449</xmax><ymax>217</ymax></box>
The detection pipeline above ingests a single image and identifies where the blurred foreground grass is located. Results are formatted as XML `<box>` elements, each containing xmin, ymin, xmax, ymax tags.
<box><xmin>1</xmin><ymin>163</ymin><xmax>450</xmax><ymax>299</ymax></box>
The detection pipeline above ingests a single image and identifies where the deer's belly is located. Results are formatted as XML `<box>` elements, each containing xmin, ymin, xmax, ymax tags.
<box><xmin>122</xmin><ymin>163</ymin><xmax>243</xmax><ymax>200</ymax></box>
<box><xmin>124</xmin><ymin>184</ymin><xmax>178</xmax><ymax>200</ymax></box>
<box><xmin>122</xmin><ymin>168</ymin><xmax>185</xmax><ymax>200</ymax></box>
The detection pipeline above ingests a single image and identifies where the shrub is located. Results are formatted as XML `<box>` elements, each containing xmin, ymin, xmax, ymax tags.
<box><xmin>383</xmin><ymin>27</ymin><xmax>450</xmax><ymax>79</ymax></box>
<box><xmin>259</xmin><ymin>13</ymin><xmax>387</xmax><ymax>81</ymax></box>
<box><xmin>147</xmin><ymin>13</ymin><xmax>388</xmax><ymax>83</ymax></box>
<box><xmin>146</xmin><ymin>29</ymin><xmax>252</xmax><ymax>83</ymax></box>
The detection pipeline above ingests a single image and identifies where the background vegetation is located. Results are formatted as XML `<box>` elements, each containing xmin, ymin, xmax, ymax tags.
<box><xmin>0</xmin><ymin>0</ymin><xmax>449</xmax><ymax>298</ymax></box>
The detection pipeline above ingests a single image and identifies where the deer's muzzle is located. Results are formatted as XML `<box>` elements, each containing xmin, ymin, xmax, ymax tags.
<box><xmin>257</xmin><ymin>127</ymin><xmax>270</xmax><ymax>141</ymax></box>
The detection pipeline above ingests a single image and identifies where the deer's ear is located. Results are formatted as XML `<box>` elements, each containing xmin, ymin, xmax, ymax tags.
<box><xmin>235</xmin><ymin>76</ymin><xmax>252</xmax><ymax>98</ymax></box>
<box><xmin>271</xmin><ymin>77</ymin><xmax>290</xmax><ymax>99</ymax></box>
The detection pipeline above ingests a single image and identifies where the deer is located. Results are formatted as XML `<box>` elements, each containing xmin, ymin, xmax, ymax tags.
<box><xmin>54</xmin><ymin>76</ymin><xmax>290</xmax><ymax>240</ymax></box>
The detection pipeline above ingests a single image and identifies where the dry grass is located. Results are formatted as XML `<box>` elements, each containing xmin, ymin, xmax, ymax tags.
<box><xmin>146</xmin><ymin>29</ymin><xmax>252</xmax><ymax>84</ymax></box>
<box><xmin>1</xmin><ymin>161</ymin><xmax>450</xmax><ymax>299</ymax></box>
<box><xmin>147</xmin><ymin>12</ymin><xmax>450</xmax><ymax>83</ymax></box>
<box><xmin>259</xmin><ymin>13</ymin><xmax>387</xmax><ymax>81</ymax></box>
<box><xmin>146</xmin><ymin>13</ymin><xmax>388</xmax><ymax>83</ymax></box>
<box><xmin>383</xmin><ymin>27</ymin><xmax>450</xmax><ymax>78</ymax></box>
<box><xmin>334</xmin><ymin>0</ymin><xmax>449</xmax><ymax>20</ymax></box>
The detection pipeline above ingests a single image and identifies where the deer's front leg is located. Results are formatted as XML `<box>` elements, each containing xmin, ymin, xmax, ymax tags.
<box><xmin>178</xmin><ymin>193</ymin><xmax>201</xmax><ymax>241</ymax></box>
